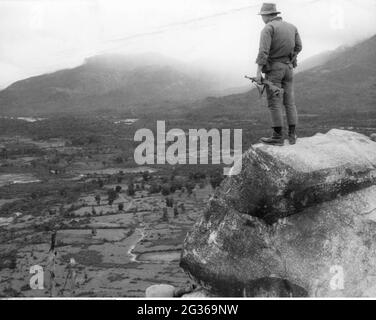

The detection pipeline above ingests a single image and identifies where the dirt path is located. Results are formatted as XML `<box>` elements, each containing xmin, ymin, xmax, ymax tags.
<box><xmin>127</xmin><ymin>227</ymin><xmax>146</xmax><ymax>263</ymax></box>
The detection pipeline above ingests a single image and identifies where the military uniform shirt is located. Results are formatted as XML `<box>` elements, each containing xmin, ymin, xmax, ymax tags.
<box><xmin>256</xmin><ymin>17</ymin><xmax>302</xmax><ymax>66</ymax></box>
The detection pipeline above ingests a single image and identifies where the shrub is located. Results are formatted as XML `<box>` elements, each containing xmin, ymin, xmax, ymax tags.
<box><xmin>127</xmin><ymin>183</ymin><xmax>135</xmax><ymax>196</ymax></box>
<box><xmin>161</xmin><ymin>184</ymin><xmax>171</xmax><ymax>196</ymax></box>
<box><xmin>107</xmin><ymin>189</ymin><xmax>118</xmax><ymax>204</ymax></box>
<box><xmin>210</xmin><ymin>169</ymin><xmax>224</xmax><ymax>189</ymax></box>
<box><xmin>149</xmin><ymin>183</ymin><xmax>162</xmax><ymax>194</ymax></box>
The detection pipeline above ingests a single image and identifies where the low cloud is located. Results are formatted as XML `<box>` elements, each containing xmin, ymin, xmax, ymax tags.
<box><xmin>0</xmin><ymin>0</ymin><xmax>375</xmax><ymax>88</ymax></box>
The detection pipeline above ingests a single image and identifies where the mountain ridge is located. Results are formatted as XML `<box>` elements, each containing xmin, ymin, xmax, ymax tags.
<box><xmin>0</xmin><ymin>53</ymin><xmax>219</xmax><ymax>116</ymax></box>
<box><xmin>1</xmin><ymin>35</ymin><xmax>375</xmax><ymax>117</ymax></box>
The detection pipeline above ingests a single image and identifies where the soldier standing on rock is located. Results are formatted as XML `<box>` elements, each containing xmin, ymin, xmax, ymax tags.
<box><xmin>254</xmin><ymin>3</ymin><xmax>302</xmax><ymax>146</ymax></box>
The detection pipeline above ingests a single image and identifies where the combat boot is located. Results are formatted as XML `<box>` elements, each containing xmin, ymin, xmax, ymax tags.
<box><xmin>260</xmin><ymin>132</ymin><xmax>284</xmax><ymax>146</ymax></box>
<box><xmin>288</xmin><ymin>133</ymin><xmax>297</xmax><ymax>145</ymax></box>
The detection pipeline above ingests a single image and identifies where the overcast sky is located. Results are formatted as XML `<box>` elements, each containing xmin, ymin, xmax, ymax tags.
<box><xmin>1</xmin><ymin>0</ymin><xmax>376</xmax><ymax>88</ymax></box>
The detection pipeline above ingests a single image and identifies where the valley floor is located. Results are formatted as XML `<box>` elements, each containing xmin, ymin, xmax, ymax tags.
<box><xmin>0</xmin><ymin>185</ymin><xmax>209</xmax><ymax>297</ymax></box>
<box><xmin>0</xmin><ymin>113</ymin><xmax>375</xmax><ymax>297</ymax></box>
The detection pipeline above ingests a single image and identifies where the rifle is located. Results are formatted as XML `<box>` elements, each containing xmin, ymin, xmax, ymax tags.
<box><xmin>244</xmin><ymin>75</ymin><xmax>284</xmax><ymax>98</ymax></box>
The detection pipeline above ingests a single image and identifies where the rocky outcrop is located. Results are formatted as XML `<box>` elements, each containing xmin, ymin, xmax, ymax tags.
<box><xmin>180</xmin><ymin>129</ymin><xmax>376</xmax><ymax>297</ymax></box>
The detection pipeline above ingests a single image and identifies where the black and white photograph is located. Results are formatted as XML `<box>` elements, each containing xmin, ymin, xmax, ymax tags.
<box><xmin>0</xmin><ymin>0</ymin><xmax>376</xmax><ymax>304</ymax></box>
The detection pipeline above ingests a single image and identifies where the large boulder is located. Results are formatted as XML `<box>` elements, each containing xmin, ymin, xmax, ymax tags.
<box><xmin>180</xmin><ymin>129</ymin><xmax>376</xmax><ymax>297</ymax></box>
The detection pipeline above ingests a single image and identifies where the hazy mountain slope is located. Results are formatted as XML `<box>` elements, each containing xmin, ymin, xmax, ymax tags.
<box><xmin>0</xmin><ymin>53</ymin><xmax>218</xmax><ymax>116</ymax></box>
<box><xmin>1</xmin><ymin>35</ymin><xmax>375</xmax><ymax>118</ymax></box>
<box><xmin>294</xmin><ymin>35</ymin><xmax>376</xmax><ymax>113</ymax></box>
<box><xmin>296</xmin><ymin>45</ymin><xmax>349</xmax><ymax>73</ymax></box>
<box><xmin>188</xmin><ymin>34</ymin><xmax>376</xmax><ymax>119</ymax></box>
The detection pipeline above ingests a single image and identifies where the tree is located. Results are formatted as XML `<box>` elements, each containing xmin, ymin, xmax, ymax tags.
<box><xmin>170</xmin><ymin>184</ymin><xmax>177</xmax><ymax>193</ymax></box>
<box><xmin>149</xmin><ymin>183</ymin><xmax>161</xmax><ymax>194</ymax></box>
<box><xmin>161</xmin><ymin>184</ymin><xmax>171</xmax><ymax>196</ymax></box>
<box><xmin>162</xmin><ymin>207</ymin><xmax>169</xmax><ymax>222</ymax></box>
<box><xmin>115</xmin><ymin>186</ymin><xmax>122</xmax><ymax>193</ymax></box>
<box><xmin>165</xmin><ymin>196</ymin><xmax>174</xmax><ymax>208</ymax></box>
<box><xmin>118</xmin><ymin>203</ymin><xmax>124</xmax><ymax>211</ymax></box>
<box><xmin>60</xmin><ymin>188</ymin><xmax>68</xmax><ymax>197</ymax></box>
<box><xmin>179</xmin><ymin>203</ymin><xmax>186</xmax><ymax>214</ymax></box>
<box><xmin>114</xmin><ymin>156</ymin><xmax>123</xmax><ymax>164</ymax></box>
<box><xmin>94</xmin><ymin>194</ymin><xmax>101</xmax><ymax>205</ymax></box>
<box><xmin>142</xmin><ymin>171</ymin><xmax>150</xmax><ymax>182</ymax></box>
<box><xmin>185</xmin><ymin>182</ymin><xmax>195</xmax><ymax>196</ymax></box>
<box><xmin>171</xmin><ymin>178</ymin><xmax>183</xmax><ymax>191</ymax></box>
<box><xmin>210</xmin><ymin>169</ymin><xmax>224</xmax><ymax>189</ymax></box>
<box><xmin>107</xmin><ymin>189</ymin><xmax>117</xmax><ymax>205</ymax></box>
<box><xmin>127</xmin><ymin>183</ymin><xmax>135</xmax><ymax>196</ymax></box>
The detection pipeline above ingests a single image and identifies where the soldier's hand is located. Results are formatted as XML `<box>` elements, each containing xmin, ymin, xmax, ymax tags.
<box><xmin>255</xmin><ymin>72</ymin><xmax>263</xmax><ymax>85</ymax></box>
